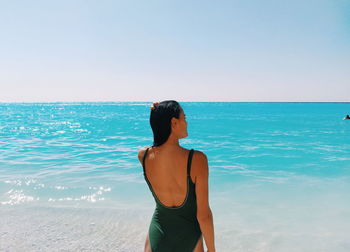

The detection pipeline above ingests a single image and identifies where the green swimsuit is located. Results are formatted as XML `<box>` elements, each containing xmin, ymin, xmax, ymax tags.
<box><xmin>142</xmin><ymin>148</ymin><xmax>202</xmax><ymax>252</ymax></box>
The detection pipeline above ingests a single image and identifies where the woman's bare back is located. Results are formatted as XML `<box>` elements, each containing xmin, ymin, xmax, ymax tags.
<box><xmin>142</xmin><ymin>146</ymin><xmax>196</xmax><ymax>208</ymax></box>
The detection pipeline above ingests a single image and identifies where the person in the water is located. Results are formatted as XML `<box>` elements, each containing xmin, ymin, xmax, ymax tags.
<box><xmin>344</xmin><ymin>115</ymin><xmax>350</xmax><ymax>120</ymax></box>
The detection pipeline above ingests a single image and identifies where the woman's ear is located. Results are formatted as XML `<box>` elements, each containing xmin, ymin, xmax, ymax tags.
<box><xmin>171</xmin><ymin>117</ymin><xmax>178</xmax><ymax>129</ymax></box>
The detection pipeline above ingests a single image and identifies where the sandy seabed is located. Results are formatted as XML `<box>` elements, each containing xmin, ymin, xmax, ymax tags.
<box><xmin>1</xmin><ymin>201</ymin><xmax>350</xmax><ymax>252</ymax></box>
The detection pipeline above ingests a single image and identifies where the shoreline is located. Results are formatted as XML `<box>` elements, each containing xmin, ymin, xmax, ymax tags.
<box><xmin>2</xmin><ymin>196</ymin><xmax>350</xmax><ymax>252</ymax></box>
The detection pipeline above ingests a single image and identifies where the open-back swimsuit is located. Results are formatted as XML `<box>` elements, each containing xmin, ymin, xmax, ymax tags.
<box><xmin>142</xmin><ymin>148</ymin><xmax>202</xmax><ymax>252</ymax></box>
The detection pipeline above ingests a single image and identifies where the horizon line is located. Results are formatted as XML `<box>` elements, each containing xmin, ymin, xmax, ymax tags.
<box><xmin>0</xmin><ymin>100</ymin><xmax>349</xmax><ymax>103</ymax></box>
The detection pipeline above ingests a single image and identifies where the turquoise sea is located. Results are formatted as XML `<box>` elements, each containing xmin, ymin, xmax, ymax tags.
<box><xmin>1</xmin><ymin>102</ymin><xmax>350</xmax><ymax>251</ymax></box>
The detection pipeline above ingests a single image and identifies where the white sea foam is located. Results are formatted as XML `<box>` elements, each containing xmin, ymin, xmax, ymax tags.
<box><xmin>1</xmin><ymin>189</ymin><xmax>37</xmax><ymax>205</ymax></box>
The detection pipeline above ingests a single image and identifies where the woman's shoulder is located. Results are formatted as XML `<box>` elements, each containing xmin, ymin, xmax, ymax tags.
<box><xmin>192</xmin><ymin>149</ymin><xmax>207</xmax><ymax>160</ymax></box>
<box><xmin>191</xmin><ymin>149</ymin><xmax>208</xmax><ymax>174</ymax></box>
<box><xmin>178</xmin><ymin>147</ymin><xmax>207</xmax><ymax>160</ymax></box>
<box><xmin>137</xmin><ymin>146</ymin><xmax>151</xmax><ymax>163</ymax></box>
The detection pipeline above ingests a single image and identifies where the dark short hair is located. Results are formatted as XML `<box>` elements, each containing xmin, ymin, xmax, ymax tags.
<box><xmin>150</xmin><ymin>100</ymin><xmax>182</xmax><ymax>147</ymax></box>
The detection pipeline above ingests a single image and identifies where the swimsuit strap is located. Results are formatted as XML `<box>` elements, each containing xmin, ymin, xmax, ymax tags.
<box><xmin>142</xmin><ymin>147</ymin><xmax>150</xmax><ymax>175</ymax></box>
<box><xmin>187</xmin><ymin>149</ymin><xmax>194</xmax><ymax>177</ymax></box>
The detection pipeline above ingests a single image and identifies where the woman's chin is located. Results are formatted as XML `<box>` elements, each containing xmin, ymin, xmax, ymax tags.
<box><xmin>181</xmin><ymin>133</ymin><xmax>188</xmax><ymax>139</ymax></box>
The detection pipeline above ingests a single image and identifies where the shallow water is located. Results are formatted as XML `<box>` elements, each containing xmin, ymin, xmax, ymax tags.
<box><xmin>1</xmin><ymin>102</ymin><xmax>350</xmax><ymax>251</ymax></box>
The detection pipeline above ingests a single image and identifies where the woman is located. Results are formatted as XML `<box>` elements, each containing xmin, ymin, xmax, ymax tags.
<box><xmin>138</xmin><ymin>100</ymin><xmax>216</xmax><ymax>252</ymax></box>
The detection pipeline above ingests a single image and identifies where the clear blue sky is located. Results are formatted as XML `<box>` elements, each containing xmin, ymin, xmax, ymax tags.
<box><xmin>1</xmin><ymin>0</ymin><xmax>349</xmax><ymax>102</ymax></box>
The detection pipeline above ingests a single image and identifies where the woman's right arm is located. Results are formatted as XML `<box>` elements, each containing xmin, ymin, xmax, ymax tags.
<box><xmin>194</xmin><ymin>151</ymin><xmax>216</xmax><ymax>252</ymax></box>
